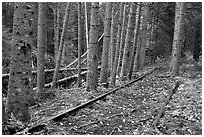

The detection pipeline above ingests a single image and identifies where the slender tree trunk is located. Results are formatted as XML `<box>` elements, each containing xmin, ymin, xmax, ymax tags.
<box><xmin>100</xmin><ymin>2</ymin><xmax>112</xmax><ymax>83</ymax></box>
<box><xmin>110</xmin><ymin>2</ymin><xmax>124</xmax><ymax>87</ymax></box>
<box><xmin>52</xmin><ymin>3</ymin><xmax>71</xmax><ymax>89</ymax></box>
<box><xmin>77</xmin><ymin>2</ymin><xmax>82</xmax><ymax>87</ymax></box>
<box><xmin>109</xmin><ymin>5</ymin><xmax>115</xmax><ymax>72</ymax></box>
<box><xmin>170</xmin><ymin>2</ymin><xmax>187</xmax><ymax>75</ymax></box>
<box><xmin>128</xmin><ymin>3</ymin><xmax>142</xmax><ymax>80</ymax></box>
<box><xmin>84</xmin><ymin>2</ymin><xmax>89</xmax><ymax>51</ymax></box>
<box><xmin>54</xmin><ymin>2</ymin><xmax>60</xmax><ymax>61</ymax></box>
<box><xmin>117</xmin><ymin>4</ymin><xmax>127</xmax><ymax>75</ymax></box>
<box><xmin>120</xmin><ymin>2</ymin><xmax>137</xmax><ymax>79</ymax></box>
<box><xmin>37</xmin><ymin>2</ymin><xmax>47</xmax><ymax>96</ymax></box>
<box><xmin>138</xmin><ymin>2</ymin><xmax>150</xmax><ymax>70</ymax></box>
<box><xmin>152</xmin><ymin>4</ymin><xmax>159</xmax><ymax>64</ymax></box>
<box><xmin>81</xmin><ymin>3</ymin><xmax>86</xmax><ymax>53</ymax></box>
<box><xmin>86</xmin><ymin>2</ymin><xmax>99</xmax><ymax>90</ymax></box>
<box><xmin>133</xmin><ymin>31</ymin><xmax>141</xmax><ymax>72</ymax></box>
<box><xmin>6</xmin><ymin>2</ymin><xmax>35</xmax><ymax>126</ymax></box>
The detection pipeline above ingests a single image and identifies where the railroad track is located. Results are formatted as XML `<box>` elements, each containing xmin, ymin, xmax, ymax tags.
<box><xmin>15</xmin><ymin>67</ymin><xmax>158</xmax><ymax>135</ymax></box>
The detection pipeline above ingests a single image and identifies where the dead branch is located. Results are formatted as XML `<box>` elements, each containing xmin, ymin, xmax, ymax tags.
<box><xmin>152</xmin><ymin>80</ymin><xmax>183</xmax><ymax>127</ymax></box>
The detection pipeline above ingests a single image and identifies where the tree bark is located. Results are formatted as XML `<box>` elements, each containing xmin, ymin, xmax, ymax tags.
<box><xmin>100</xmin><ymin>2</ymin><xmax>112</xmax><ymax>83</ymax></box>
<box><xmin>52</xmin><ymin>3</ymin><xmax>71</xmax><ymax>89</ymax></box>
<box><xmin>86</xmin><ymin>2</ymin><xmax>99</xmax><ymax>90</ymax></box>
<box><xmin>77</xmin><ymin>2</ymin><xmax>82</xmax><ymax>87</ymax></box>
<box><xmin>110</xmin><ymin>2</ymin><xmax>124</xmax><ymax>87</ymax></box>
<box><xmin>37</xmin><ymin>2</ymin><xmax>47</xmax><ymax>96</ymax></box>
<box><xmin>120</xmin><ymin>2</ymin><xmax>137</xmax><ymax>79</ymax></box>
<box><xmin>170</xmin><ymin>2</ymin><xmax>186</xmax><ymax>75</ymax></box>
<box><xmin>6</xmin><ymin>2</ymin><xmax>35</xmax><ymax>125</ymax></box>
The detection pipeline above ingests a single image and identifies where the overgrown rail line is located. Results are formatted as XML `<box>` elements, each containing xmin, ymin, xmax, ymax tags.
<box><xmin>15</xmin><ymin>67</ymin><xmax>158</xmax><ymax>135</ymax></box>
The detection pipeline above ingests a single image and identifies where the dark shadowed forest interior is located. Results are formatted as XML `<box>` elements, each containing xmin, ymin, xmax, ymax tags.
<box><xmin>1</xmin><ymin>2</ymin><xmax>202</xmax><ymax>135</ymax></box>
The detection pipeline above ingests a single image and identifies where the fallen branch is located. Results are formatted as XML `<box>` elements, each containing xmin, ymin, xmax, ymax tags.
<box><xmin>64</xmin><ymin>33</ymin><xmax>104</xmax><ymax>69</ymax></box>
<box><xmin>33</xmin><ymin>71</ymin><xmax>88</xmax><ymax>91</ymax></box>
<box><xmin>65</xmin><ymin>50</ymin><xmax>88</xmax><ymax>68</ymax></box>
<box><xmin>152</xmin><ymin>80</ymin><xmax>183</xmax><ymax>127</ymax></box>
<box><xmin>15</xmin><ymin>67</ymin><xmax>157</xmax><ymax>134</ymax></box>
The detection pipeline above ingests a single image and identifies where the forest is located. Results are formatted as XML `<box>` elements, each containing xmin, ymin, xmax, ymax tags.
<box><xmin>1</xmin><ymin>2</ymin><xmax>202</xmax><ymax>135</ymax></box>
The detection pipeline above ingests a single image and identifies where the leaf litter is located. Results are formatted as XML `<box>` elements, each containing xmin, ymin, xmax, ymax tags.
<box><xmin>28</xmin><ymin>61</ymin><xmax>202</xmax><ymax>135</ymax></box>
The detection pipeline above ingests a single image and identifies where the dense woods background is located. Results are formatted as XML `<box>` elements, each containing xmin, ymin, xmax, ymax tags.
<box><xmin>2</xmin><ymin>2</ymin><xmax>202</xmax><ymax>135</ymax></box>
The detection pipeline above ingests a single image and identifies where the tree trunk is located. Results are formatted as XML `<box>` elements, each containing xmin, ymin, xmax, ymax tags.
<box><xmin>6</xmin><ymin>2</ymin><xmax>35</xmax><ymax>125</ymax></box>
<box><xmin>110</xmin><ymin>2</ymin><xmax>124</xmax><ymax>87</ymax></box>
<box><xmin>77</xmin><ymin>2</ymin><xmax>82</xmax><ymax>87</ymax></box>
<box><xmin>117</xmin><ymin>4</ymin><xmax>127</xmax><ymax>76</ymax></box>
<box><xmin>52</xmin><ymin>3</ymin><xmax>71</xmax><ymax>89</ymax></box>
<box><xmin>133</xmin><ymin>31</ymin><xmax>141</xmax><ymax>72</ymax></box>
<box><xmin>84</xmin><ymin>2</ymin><xmax>89</xmax><ymax>52</ymax></box>
<box><xmin>138</xmin><ymin>2</ymin><xmax>150</xmax><ymax>70</ymax></box>
<box><xmin>170</xmin><ymin>2</ymin><xmax>186</xmax><ymax>75</ymax></box>
<box><xmin>54</xmin><ymin>2</ymin><xmax>60</xmax><ymax>61</ymax></box>
<box><xmin>128</xmin><ymin>3</ymin><xmax>142</xmax><ymax>80</ymax></box>
<box><xmin>120</xmin><ymin>2</ymin><xmax>137</xmax><ymax>79</ymax></box>
<box><xmin>81</xmin><ymin>3</ymin><xmax>86</xmax><ymax>53</ymax></box>
<box><xmin>86</xmin><ymin>2</ymin><xmax>99</xmax><ymax>90</ymax></box>
<box><xmin>37</xmin><ymin>2</ymin><xmax>47</xmax><ymax>96</ymax></box>
<box><xmin>152</xmin><ymin>4</ymin><xmax>159</xmax><ymax>64</ymax></box>
<box><xmin>109</xmin><ymin>5</ymin><xmax>115</xmax><ymax>72</ymax></box>
<box><xmin>2</xmin><ymin>2</ymin><xmax>8</xmax><ymax>26</ymax></box>
<box><xmin>193</xmin><ymin>21</ymin><xmax>201</xmax><ymax>62</ymax></box>
<box><xmin>100</xmin><ymin>2</ymin><xmax>112</xmax><ymax>83</ymax></box>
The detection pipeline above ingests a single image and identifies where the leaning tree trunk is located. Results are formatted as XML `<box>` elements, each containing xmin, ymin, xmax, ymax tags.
<box><xmin>77</xmin><ymin>2</ymin><xmax>82</xmax><ymax>87</ymax></box>
<box><xmin>100</xmin><ymin>2</ymin><xmax>112</xmax><ymax>83</ymax></box>
<box><xmin>120</xmin><ymin>2</ymin><xmax>137</xmax><ymax>79</ymax></box>
<box><xmin>138</xmin><ymin>2</ymin><xmax>150</xmax><ymax>70</ymax></box>
<box><xmin>128</xmin><ymin>3</ymin><xmax>142</xmax><ymax>80</ymax></box>
<box><xmin>6</xmin><ymin>2</ymin><xmax>35</xmax><ymax>126</ymax></box>
<box><xmin>110</xmin><ymin>2</ymin><xmax>124</xmax><ymax>87</ymax></box>
<box><xmin>170</xmin><ymin>2</ymin><xmax>186</xmax><ymax>75</ymax></box>
<box><xmin>52</xmin><ymin>3</ymin><xmax>71</xmax><ymax>89</ymax></box>
<box><xmin>37</xmin><ymin>2</ymin><xmax>47</xmax><ymax>97</ymax></box>
<box><xmin>86</xmin><ymin>2</ymin><xmax>99</xmax><ymax>90</ymax></box>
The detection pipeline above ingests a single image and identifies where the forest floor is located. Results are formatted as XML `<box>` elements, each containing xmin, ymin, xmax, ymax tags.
<box><xmin>26</xmin><ymin>59</ymin><xmax>202</xmax><ymax>135</ymax></box>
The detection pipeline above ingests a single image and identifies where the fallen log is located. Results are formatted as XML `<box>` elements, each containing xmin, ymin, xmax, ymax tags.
<box><xmin>152</xmin><ymin>80</ymin><xmax>183</xmax><ymax>127</ymax></box>
<box><xmin>15</xmin><ymin>67</ymin><xmax>157</xmax><ymax>134</ymax></box>
<box><xmin>33</xmin><ymin>71</ymin><xmax>88</xmax><ymax>91</ymax></box>
<box><xmin>33</xmin><ymin>66</ymin><xmax>101</xmax><ymax>90</ymax></box>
